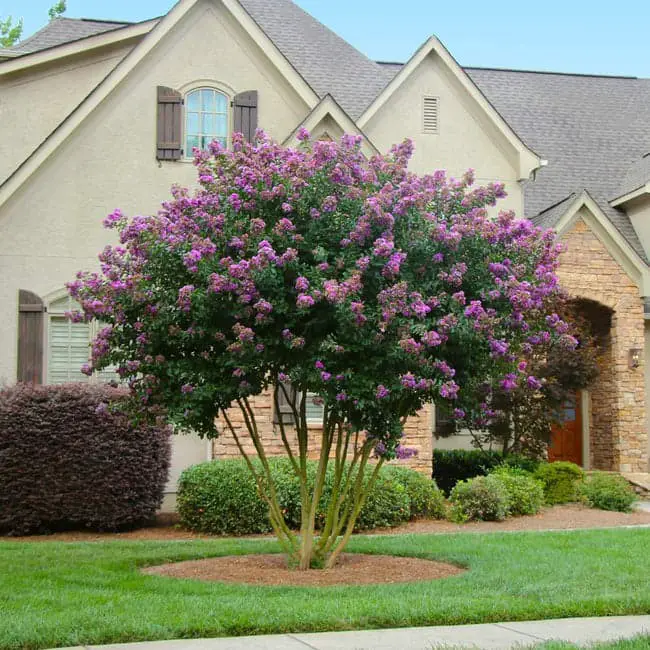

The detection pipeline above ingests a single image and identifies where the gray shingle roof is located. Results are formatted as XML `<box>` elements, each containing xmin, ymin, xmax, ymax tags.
<box><xmin>238</xmin><ymin>0</ymin><xmax>388</xmax><ymax>119</ymax></box>
<box><xmin>617</xmin><ymin>153</ymin><xmax>650</xmax><ymax>198</ymax></box>
<box><xmin>9</xmin><ymin>17</ymin><xmax>132</xmax><ymax>54</ymax></box>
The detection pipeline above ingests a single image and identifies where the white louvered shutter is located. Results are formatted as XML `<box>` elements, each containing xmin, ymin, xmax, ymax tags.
<box><xmin>423</xmin><ymin>97</ymin><xmax>439</xmax><ymax>134</ymax></box>
<box><xmin>48</xmin><ymin>317</ymin><xmax>91</xmax><ymax>384</ymax></box>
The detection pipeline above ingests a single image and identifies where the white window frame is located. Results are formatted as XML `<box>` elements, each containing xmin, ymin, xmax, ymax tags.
<box><xmin>182</xmin><ymin>84</ymin><xmax>231</xmax><ymax>159</ymax></box>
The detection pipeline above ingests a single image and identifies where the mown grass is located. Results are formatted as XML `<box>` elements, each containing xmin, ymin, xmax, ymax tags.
<box><xmin>1</xmin><ymin>528</ymin><xmax>649</xmax><ymax>649</ymax></box>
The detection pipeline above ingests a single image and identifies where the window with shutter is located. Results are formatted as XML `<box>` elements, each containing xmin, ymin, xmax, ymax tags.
<box><xmin>184</xmin><ymin>88</ymin><xmax>228</xmax><ymax>155</ymax></box>
<box><xmin>273</xmin><ymin>381</ymin><xmax>296</xmax><ymax>425</ymax></box>
<box><xmin>46</xmin><ymin>295</ymin><xmax>119</xmax><ymax>385</ymax></box>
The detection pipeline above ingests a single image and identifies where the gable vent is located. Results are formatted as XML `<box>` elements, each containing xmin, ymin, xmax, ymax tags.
<box><xmin>423</xmin><ymin>96</ymin><xmax>439</xmax><ymax>134</ymax></box>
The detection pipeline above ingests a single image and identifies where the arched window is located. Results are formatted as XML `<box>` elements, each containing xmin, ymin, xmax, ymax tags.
<box><xmin>184</xmin><ymin>88</ymin><xmax>228</xmax><ymax>155</ymax></box>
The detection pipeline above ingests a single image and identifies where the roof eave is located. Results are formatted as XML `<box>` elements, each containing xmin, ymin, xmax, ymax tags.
<box><xmin>610</xmin><ymin>183</ymin><xmax>650</xmax><ymax>208</ymax></box>
<box><xmin>0</xmin><ymin>19</ymin><xmax>158</xmax><ymax>76</ymax></box>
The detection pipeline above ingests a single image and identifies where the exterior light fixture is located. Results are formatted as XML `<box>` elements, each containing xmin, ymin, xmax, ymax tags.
<box><xmin>628</xmin><ymin>348</ymin><xmax>641</xmax><ymax>369</ymax></box>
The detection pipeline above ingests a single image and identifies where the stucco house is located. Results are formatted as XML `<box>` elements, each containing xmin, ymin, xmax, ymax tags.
<box><xmin>1</xmin><ymin>0</ymin><xmax>649</xmax><ymax>506</ymax></box>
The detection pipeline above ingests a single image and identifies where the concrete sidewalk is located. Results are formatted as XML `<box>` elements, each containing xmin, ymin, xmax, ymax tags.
<box><xmin>61</xmin><ymin>615</ymin><xmax>650</xmax><ymax>649</ymax></box>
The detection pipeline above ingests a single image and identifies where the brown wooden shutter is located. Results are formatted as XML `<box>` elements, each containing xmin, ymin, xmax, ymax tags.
<box><xmin>273</xmin><ymin>381</ymin><xmax>296</xmax><ymax>425</ymax></box>
<box><xmin>156</xmin><ymin>86</ymin><xmax>183</xmax><ymax>160</ymax></box>
<box><xmin>232</xmin><ymin>90</ymin><xmax>258</xmax><ymax>142</ymax></box>
<box><xmin>17</xmin><ymin>290</ymin><xmax>45</xmax><ymax>384</ymax></box>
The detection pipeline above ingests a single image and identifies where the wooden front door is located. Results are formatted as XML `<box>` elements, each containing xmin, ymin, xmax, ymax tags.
<box><xmin>549</xmin><ymin>393</ymin><xmax>583</xmax><ymax>465</ymax></box>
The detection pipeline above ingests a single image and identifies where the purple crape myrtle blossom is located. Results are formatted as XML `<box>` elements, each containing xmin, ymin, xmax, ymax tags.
<box><xmin>68</xmin><ymin>128</ymin><xmax>568</xmax><ymax>447</ymax></box>
<box><xmin>67</xmin><ymin>130</ymin><xmax>569</xmax><ymax>569</ymax></box>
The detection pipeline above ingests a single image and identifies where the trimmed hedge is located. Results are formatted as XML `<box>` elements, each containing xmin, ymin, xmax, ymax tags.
<box><xmin>448</xmin><ymin>474</ymin><xmax>511</xmax><ymax>522</ymax></box>
<box><xmin>177</xmin><ymin>459</ymin><xmax>441</xmax><ymax>535</ymax></box>
<box><xmin>384</xmin><ymin>465</ymin><xmax>446</xmax><ymax>519</ymax></box>
<box><xmin>580</xmin><ymin>472</ymin><xmax>637</xmax><ymax>512</ymax></box>
<box><xmin>433</xmin><ymin>449</ymin><xmax>540</xmax><ymax>494</ymax></box>
<box><xmin>534</xmin><ymin>461</ymin><xmax>585</xmax><ymax>504</ymax></box>
<box><xmin>0</xmin><ymin>383</ymin><xmax>171</xmax><ymax>535</ymax></box>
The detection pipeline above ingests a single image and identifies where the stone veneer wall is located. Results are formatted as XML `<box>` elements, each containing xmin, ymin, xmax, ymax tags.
<box><xmin>212</xmin><ymin>394</ymin><xmax>433</xmax><ymax>475</ymax></box>
<box><xmin>557</xmin><ymin>215</ymin><xmax>647</xmax><ymax>472</ymax></box>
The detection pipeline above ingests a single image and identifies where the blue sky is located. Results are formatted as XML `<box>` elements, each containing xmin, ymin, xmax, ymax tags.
<box><xmin>9</xmin><ymin>0</ymin><xmax>650</xmax><ymax>77</ymax></box>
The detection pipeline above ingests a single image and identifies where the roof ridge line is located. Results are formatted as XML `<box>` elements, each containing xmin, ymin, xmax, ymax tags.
<box><xmin>465</xmin><ymin>65</ymin><xmax>640</xmax><ymax>80</ymax></box>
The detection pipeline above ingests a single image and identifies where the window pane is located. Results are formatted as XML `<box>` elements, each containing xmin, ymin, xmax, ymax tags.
<box><xmin>202</xmin><ymin>113</ymin><xmax>217</xmax><ymax>134</ymax></box>
<box><xmin>201</xmin><ymin>135</ymin><xmax>216</xmax><ymax>150</ymax></box>
<box><xmin>215</xmin><ymin>113</ymin><xmax>228</xmax><ymax>137</ymax></box>
<box><xmin>201</xmin><ymin>89</ymin><xmax>215</xmax><ymax>112</ymax></box>
<box><xmin>186</xmin><ymin>135</ymin><xmax>200</xmax><ymax>153</ymax></box>
<box><xmin>186</xmin><ymin>90</ymin><xmax>200</xmax><ymax>111</ymax></box>
<box><xmin>305</xmin><ymin>392</ymin><xmax>324</xmax><ymax>422</ymax></box>
<box><xmin>186</xmin><ymin>112</ymin><xmax>199</xmax><ymax>134</ymax></box>
<box><xmin>215</xmin><ymin>92</ymin><xmax>228</xmax><ymax>113</ymax></box>
<box><xmin>48</xmin><ymin>317</ymin><xmax>90</xmax><ymax>384</ymax></box>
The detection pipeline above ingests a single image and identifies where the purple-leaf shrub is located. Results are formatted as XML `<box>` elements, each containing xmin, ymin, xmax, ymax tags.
<box><xmin>0</xmin><ymin>383</ymin><xmax>171</xmax><ymax>535</ymax></box>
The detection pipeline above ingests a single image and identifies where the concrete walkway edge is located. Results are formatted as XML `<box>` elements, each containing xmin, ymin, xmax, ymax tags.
<box><xmin>57</xmin><ymin>615</ymin><xmax>650</xmax><ymax>649</ymax></box>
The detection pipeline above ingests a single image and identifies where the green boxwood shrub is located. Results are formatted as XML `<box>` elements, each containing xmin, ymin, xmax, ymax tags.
<box><xmin>433</xmin><ymin>449</ymin><xmax>540</xmax><ymax>494</ymax></box>
<box><xmin>580</xmin><ymin>472</ymin><xmax>637</xmax><ymax>512</ymax></box>
<box><xmin>0</xmin><ymin>383</ymin><xmax>171</xmax><ymax>535</ymax></box>
<box><xmin>534</xmin><ymin>461</ymin><xmax>585</xmax><ymax>504</ymax></box>
<box><xmin>178</xmin><ymin>458</ymin><xmax>421</xmax><ymax>535</ymax></box>
<box><xmin>384</xmin><ymin>465</ymin><xmax>446</xmax><ymax>519</ymax></box>
<box><xmin>448</xmin><ymin>474</ymin><xmax>511</xmax><ymax>522</ymax></box>
<box><xmin>489</xmin><ymin>465</ymin><xmax>545</xmax><ymax>516</ymax></box>
<box><xmin>177</xmin><ymin>458</ymin><xmax>271</xmax><ymax>535</ymax></box>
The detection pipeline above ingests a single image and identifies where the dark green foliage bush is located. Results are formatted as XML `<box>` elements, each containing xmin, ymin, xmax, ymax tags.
<box><xmin>448</xmin><ymin>474</ymin><xmax>511</xmax><ymax>522</ymax></box>
<box><xmin>384</xmin><ymin>465</ymin><xmax>446</xmax><ymax>519</ymax></box>
<box><xmin>534</xmin><ymin>461</ymin><xmax>585</xmax><ymax>504</ymax></box>
<box><xmin>0</xmin><ymin>383</ymin><xmax>171</xmax><ymax>535</ymax></box>
<box><xmin>580</xmin><ymin>472</ymin><xmax>637</xmax><ymax>512</ymax></box>
<box><xmin>352</xmin><ymin>475</ymin><xmax>410</xmax><ymax>530</ymax></box>
<box><xmin>178</xmin><ymin>459</ymin><xmax>427</xmax><ymax>535</ymax></box>
<box><xmin>177</xmin><ymin>458</ymin><xmax>271</xmax><ymax>535</ymax></box>
<box><xmin>433</xmin><ymin>449</ymin><xmax>540</xmax><ymax>494</ymax></box>
<box><xmin>489</xmin><ymin>465</ymin><xmax>545</xmax><ymax>516</ymax></box>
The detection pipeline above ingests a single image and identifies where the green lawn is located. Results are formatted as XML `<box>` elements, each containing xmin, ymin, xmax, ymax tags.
<box><xmin>1</xmin><ymin>528</ymin><xmax>650</xmax><ymax>650</ymax></box>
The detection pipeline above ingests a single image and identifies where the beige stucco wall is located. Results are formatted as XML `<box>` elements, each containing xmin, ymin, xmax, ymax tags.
<box><xmin>364</xmin><ymin>52</ymin><xmax>524</xmax><ymax>217</ymax></box>
<box><xmin>0</xmin><ymin>0</ymin><xmax>309</xmax><ymax>385</ymax></box>
<box><xmin>0</xmin><ymin>44</ymin><xmax>134</xmax><ymax>185</ymax></box>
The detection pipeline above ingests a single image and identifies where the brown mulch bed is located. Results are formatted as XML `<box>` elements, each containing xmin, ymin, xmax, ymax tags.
<box><xmin>4</xmin><ymin>504</ymin><xmax>650</xmax><ymax>543</ymax></box>
<box><xmin>141</xmin><ymin>553</ymin><xmax>464</xmax><ymax>586</ymax></box>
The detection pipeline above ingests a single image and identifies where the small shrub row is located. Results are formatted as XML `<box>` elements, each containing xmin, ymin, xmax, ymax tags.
<box><xmin>449</xmin><ymin>466</ymin><xmax>545</xmax><ymax>522</ymax></box>
<box><xmin>177</xmin><ymin>459</ymin><xmax>445</xmax><ymax>535</ymax></box>
<box><xmin>0</xmin><ymin>383</ymin><xmax>172</xmax><ymax>536</ymax></box>
<box><xmin>580</xmin><ymin>472</ymin><xmax>637</xmax><ymax>512</ymax></box>
<box><xmin>432</xmin><ymin>449</ymin><xmax>540</xmax><ymax>494</ymax></box>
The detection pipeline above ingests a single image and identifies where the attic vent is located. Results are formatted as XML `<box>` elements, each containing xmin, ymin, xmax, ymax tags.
<box><xmin>423</xmin><ymin>96</ymin><xmax>439</xmax><ymax>134</ymax></box>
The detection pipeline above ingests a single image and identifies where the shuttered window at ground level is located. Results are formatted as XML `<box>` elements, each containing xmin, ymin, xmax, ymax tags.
<box><xmin>46</xmin><ymin>295</ymin><xmax>118</xmax><ymax>385</ymax></box>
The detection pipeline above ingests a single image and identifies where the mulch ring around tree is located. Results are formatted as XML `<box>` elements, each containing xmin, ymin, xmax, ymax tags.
<box><xmin>141</xmin><ymin>553</ymin><xmax>465</xmax><ymax>587</ymax></box>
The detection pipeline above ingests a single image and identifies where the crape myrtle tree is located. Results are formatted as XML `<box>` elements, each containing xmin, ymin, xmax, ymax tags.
<box><xmin>68</xmin><ymin>130</ymin><xmax>571</xmax><ymax>569</ymax></box>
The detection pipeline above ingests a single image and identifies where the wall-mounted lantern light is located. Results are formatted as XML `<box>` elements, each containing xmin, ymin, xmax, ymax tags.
<box><xmin>628</xmin><ymin>348</ymin><xmax>641</xmax><ymax>369</ymax></box>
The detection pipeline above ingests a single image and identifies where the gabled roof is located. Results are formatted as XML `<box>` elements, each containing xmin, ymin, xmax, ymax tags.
<box><xmin>283</xmin><ymin>94</ymin><xmax>379</xmax><ymax>157</ymax></box>
<box><xmin>532</xmin><ymin>190</ymin><xmax>648</xmax><ymax>263</ymax></box>
<box><xmin>8</xmin><ymin>17</ymin><xmax>133</xmax><ymax>54</ymax></box>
